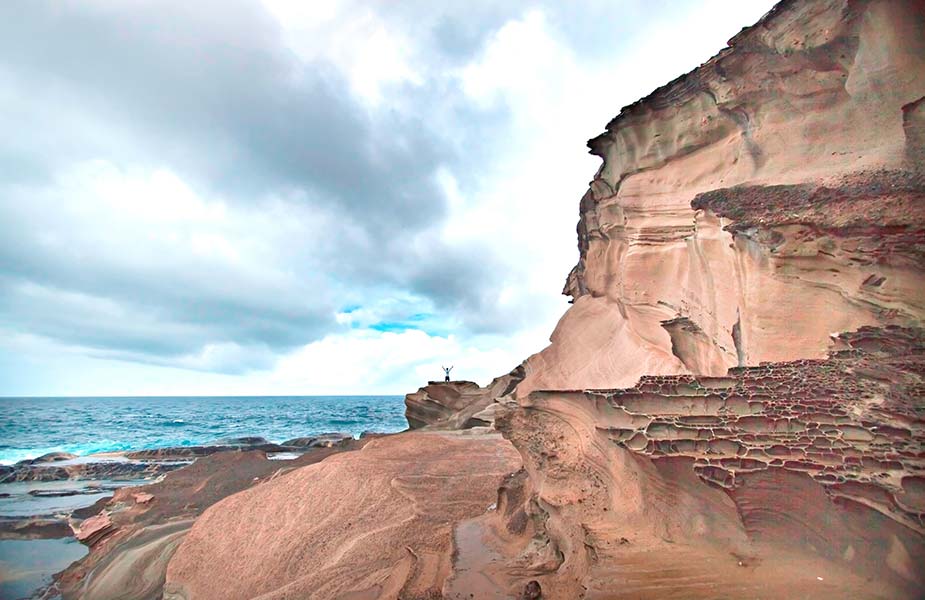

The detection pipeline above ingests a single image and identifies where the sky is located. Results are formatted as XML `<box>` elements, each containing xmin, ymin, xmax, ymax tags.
<box><xmin>0</xmin><ymin>0</ymin><xmax>775</xmax><ymax>396</ymax></box>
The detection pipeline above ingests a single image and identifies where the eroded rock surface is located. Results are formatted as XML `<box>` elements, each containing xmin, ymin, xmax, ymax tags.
<box><xmin>519</xmin><ymin>0</ymin><xmax>925</xmax><ymax>396</ymax></box>
<box><xmin>405</xmin><ymin>366</ymin><xmax>525</xmax><ymax>430</ymax></box>
<box><xmin>488</xmin><ymin>326</ymin><xmax>923</xmax><ymax>598</ymax></box>
<box><xmin>54</xmin><ymin>443</ymin><xmax>365</xmax><ymax>600</ymax></box>
<box><xmin>593</xmin><ymin>326</ymin><xmax>925</xmax><ymax>531</ymax></box>
<box><xmin>163</xmin><ymin>431</ymin><xmax>521</xmax><ymax>600</ymax></box>
<box><xmin>483</xmin><ymin>1</ymin><xmax>925</xmax><ymax>598</ymax></box>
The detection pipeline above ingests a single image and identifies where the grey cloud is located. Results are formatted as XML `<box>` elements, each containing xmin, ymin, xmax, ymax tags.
<box><xmin>0</xmin><ymin>1</ymin><xmax>451</xmax><ymax>232</ymax></box>
<box><xmin>0</xmin><ymin>0</ymin><xmax>531</xmax><ymax>371</ymax></box>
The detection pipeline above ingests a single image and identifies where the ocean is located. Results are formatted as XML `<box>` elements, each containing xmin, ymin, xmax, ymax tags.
<box><xmin>0</xmin><ymin>395</ymin><xmax>408</xmax><ymax>464</ymax></box>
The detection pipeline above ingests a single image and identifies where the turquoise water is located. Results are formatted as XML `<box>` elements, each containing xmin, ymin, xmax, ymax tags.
<box><xmin>0</xmin><ymin>396</ymin><xmax>407</xmax><ymax>465</ymax></box>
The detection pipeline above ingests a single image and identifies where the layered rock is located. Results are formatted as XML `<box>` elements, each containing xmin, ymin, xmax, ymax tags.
<box><xmin>486</xmin><ymin>1</ymin><xmax>925</xmax><ymax>598</ymax></box>
<box><xmin>519</xmin><ymin>0</ymin><xmax>925</xmax><ymax>395</ymax></box>
<box><xmin>405</xmin><ymin>366</ymin><xmax>524</xmax><ymax>430</ymax></box>
<box><xmin>491</xmin><ymin>326</ymin><xmax>924</xmax><ymax>598</ymax></box>
<box><xmin>54</xmin><ymin>442</ymin><xmax>365</xmax><ymax>600</ymax></box>
<box><xmin>163</xmin><ymin>432</ymin><xmax>521</xmax><ymax>600</ymax></box>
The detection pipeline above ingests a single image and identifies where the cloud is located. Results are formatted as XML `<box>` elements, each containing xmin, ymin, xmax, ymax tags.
<box><xmin>0</xmin><ymin>0</ymin><xmax>777</xmax><ymax>393</ymax></box>
<box><xmin>0</xmin><ymin>0</ymin><xmax>516</xmax><ymax>372</ymax></box>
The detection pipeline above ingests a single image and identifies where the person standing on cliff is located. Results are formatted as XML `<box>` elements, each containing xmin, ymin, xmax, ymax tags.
<box><xmin>442</xmin><ymin>365</ymin><xmax>453</xmax><ymax>382</ymax></box>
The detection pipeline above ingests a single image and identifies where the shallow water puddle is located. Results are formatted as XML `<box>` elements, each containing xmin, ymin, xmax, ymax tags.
<box><xmin>444</xmin><ymin>518</ymin><xmax>508</xmax><ymax>599</ymax></box>
<box><xmin>0</xmin><ymin>538</ymin><xmax>87</xmax><ymax>599</ymax></box>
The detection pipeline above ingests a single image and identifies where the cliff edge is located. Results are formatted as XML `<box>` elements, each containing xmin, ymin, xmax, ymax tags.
<box><xmin>518</xmin><ymin>0</ymin><xmax>925</xmax><ymax>396</ymax></box>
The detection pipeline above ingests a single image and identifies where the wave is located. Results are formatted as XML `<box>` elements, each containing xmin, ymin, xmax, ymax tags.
<box><xmin>0</xmin><ymin>446</ymin><xmax>66</xmax><ymax>466</ymax></box>
<box><xmin>0</xmin><ymin>440</ymin><xmax>135</xmax><ymax>465</ymax></box>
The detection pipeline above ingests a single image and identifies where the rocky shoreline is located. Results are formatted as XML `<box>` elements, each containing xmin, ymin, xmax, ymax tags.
<box><xmin>0</xmin><ymin>433</ymin><xmax>362</xmax><ymax>599</ymax></box>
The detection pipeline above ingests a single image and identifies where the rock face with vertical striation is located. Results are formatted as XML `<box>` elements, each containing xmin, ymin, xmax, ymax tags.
<box><xmin>482</xmin><ymin>1</ymin><xmax>925</xmax><ymax>598</ymax></box>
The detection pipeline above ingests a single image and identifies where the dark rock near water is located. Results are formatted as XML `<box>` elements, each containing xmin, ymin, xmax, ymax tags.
<box><xmin>1</xmin><ymin>459</ymin><xmax>187</xmax><ymax>484</ymax></box>
<box><xmin>27</xmin><ymin>452</ymin><xmax>79</xmax><ymax>464</ymax></box>
<box><xmin>280</xmin><ymin>433</ymin><xmax>353</xmax><ymax>448</ymax></box>
<box><xmin>2</xmin><ymin>433</ymin><xmax>357</xmax><ymax>484</ymax></box>
<box><xmin>214</xmin><ymin>436</ymin><xmax>271</xmax><ymax>446</ymax></box>
<box><xmin>126</xmin><ymin>446</ymin><xmax>237</xmax><ymax>460</ymax></box>
<box><xmin>0</xmin><ymin>515</ymin><xmax>72</xmax><ymax>540</ymax></box>
<box><xmin>28</xmin><ymin>487</ymin><xmax>119</xmax><ymax>498</ymax></box>
<box><xmin>126</xmin><ymin>439</ymin><xmax>292</xmax><ymax>460</ymax></box>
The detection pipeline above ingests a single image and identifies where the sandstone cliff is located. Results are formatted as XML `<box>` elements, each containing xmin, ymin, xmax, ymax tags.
<box><xmin>519</xmin><ymin>0</ymin><xmax>925</xmax><ymax>395</ymax></box>
<box><xmin>484</xmin><ymin>1</ymin><xmax>925</xmax><ymax>598</ymax></box>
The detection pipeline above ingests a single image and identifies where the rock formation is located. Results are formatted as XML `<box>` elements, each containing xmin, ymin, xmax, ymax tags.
<box><xmin>405</xmin><ymin>366</ymin><xmax>524</xmax><ymax>430</ymax></box>
<box><xmin>163</xmin><ymin>432</ymin><xmax>521</xmax><ymax>599</ymax></box>
<box><xmin>482</xmin><ymin>0</ymin><xmax>925</xmax><ymax>598</ymax></box>
<box><xmin>53</xmin><ymin>441</ymin><xmax>365</xmax><ymax>600</ymax></box>
<box><xmin>492</xmin><ymin>326</ymin><xmax>924</xmax><ymax>598</ymax></box>
<box><xmin>518</xmin><ymin>0</ymin><xmax>925</xmax><ymax>396</ymax></box>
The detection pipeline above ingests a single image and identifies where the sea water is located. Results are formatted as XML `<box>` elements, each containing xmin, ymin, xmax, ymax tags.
<box><xmin>0</xmin><ymin>396</ymin><xmax>407</xmax><ymax>465</ymax></box>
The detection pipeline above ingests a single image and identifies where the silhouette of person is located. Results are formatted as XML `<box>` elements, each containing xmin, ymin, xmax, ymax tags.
<box><xmin>442</xmin><ymin>365</ymin><xmax>453</xmax><ymax>382</ymax></box>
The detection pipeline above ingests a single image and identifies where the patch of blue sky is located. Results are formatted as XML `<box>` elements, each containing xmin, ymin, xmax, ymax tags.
<box><xmin>367</xmin><ymin>312</ymin><xmax>450</xmax><ymax>336</ymax></box>
<box><xmin>369</xmin><ymin>321</ymin><xmax>416</xmax><ymax>333</ymax></box>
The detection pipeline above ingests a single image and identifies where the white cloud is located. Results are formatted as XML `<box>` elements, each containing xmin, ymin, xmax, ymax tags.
<box><xmin>260</xmin><ymin>0</ymin><xmax>422</xmax><ymax>106</ymax></box>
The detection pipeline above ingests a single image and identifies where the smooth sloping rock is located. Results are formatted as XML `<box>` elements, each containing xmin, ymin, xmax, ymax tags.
<box><xmin>55</xmin><ymin>443</ymin><xmax>364</xmax><ymax>600</ymax></box>
<box><xmin>164</xmin><ymin>431</ymin><xmax>521</xmax><ymax>600</ymax></box>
